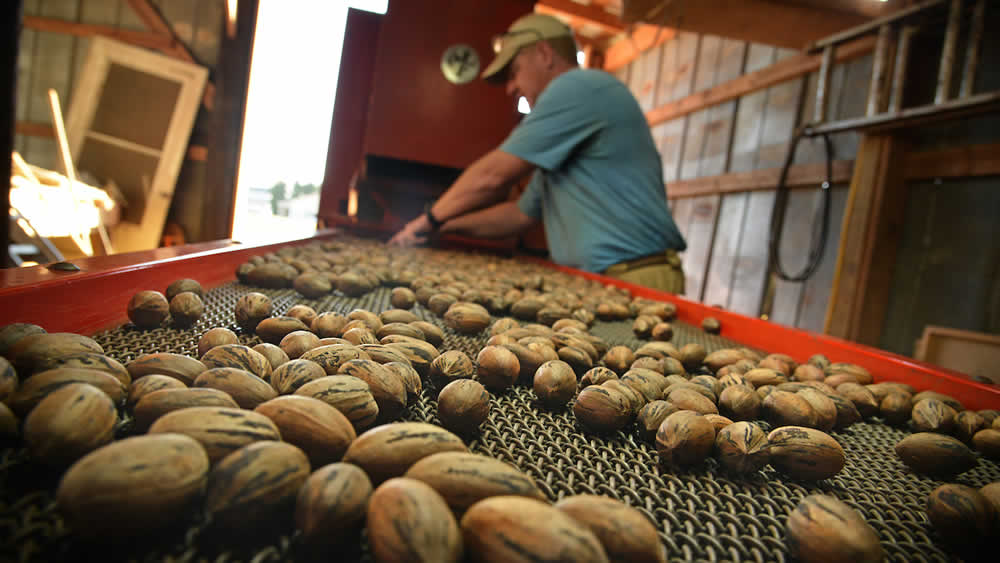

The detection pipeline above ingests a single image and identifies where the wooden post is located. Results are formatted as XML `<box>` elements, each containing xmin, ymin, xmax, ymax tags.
<box><xmin>814</xmin><ymin>46</ymin><xmax>834</xmax><ymax>124</ymax></box>
<box><xmin>866</xmin><ymin>25</ymin><xmax>894</xmax><ymax>116</ymax></box>
<box><xmin>824</xmin><ymin>134</ymin><xmax>908</xmax><ymax>344</ymax></box>
<box><xmin>889</xmin><ymin>26</ymin><xmax>916</xmax><ymax>113</ymax></box>
<box><xmin>959</xmin><ymin>0</ymin><xmax>985</xmax><ymax>98</ymax></box>
<box><xmin>935</xmin><ymin>0</ymin><xmax>962</xmax><ymax>104</ymax></box>
<box><xmin>203</xmin><ymin>0</ymin><xmax>258</xmax><ymax>241</ymax></box>
<box><xmin>1</xmin><ymin>0</ymin><xmax>22</xmax><ymax>267</ymax></box>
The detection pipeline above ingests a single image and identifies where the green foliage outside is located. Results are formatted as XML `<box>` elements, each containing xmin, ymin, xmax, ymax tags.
<box><xmin>269</xmin><ymin>181</ymin><xmax>318</xmax><ymax>215</ymax></box>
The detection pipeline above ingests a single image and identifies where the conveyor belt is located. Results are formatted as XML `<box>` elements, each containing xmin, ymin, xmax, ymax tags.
<box><xmin>1</xmin><ymin>281</ymin><xmax>998</xmax><ymax>562</ymax></box>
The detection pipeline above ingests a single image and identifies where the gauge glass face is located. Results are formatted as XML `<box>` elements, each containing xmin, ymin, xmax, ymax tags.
<box><xmin>441</xmin><ymin>44</ymin><xmax>480</xmax><ymax>85</ymax></box>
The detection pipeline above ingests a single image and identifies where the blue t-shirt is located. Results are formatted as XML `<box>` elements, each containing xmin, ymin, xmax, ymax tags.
<box><xmin>502</xmin><ymin>69</ymin><xmax>686</xmax><ymax>273</ymax></box>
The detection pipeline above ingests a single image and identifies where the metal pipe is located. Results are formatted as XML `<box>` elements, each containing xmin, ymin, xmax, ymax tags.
<box><xmin>867</xmin><ymin>25</ymin><xmax>893</xmax><ymax>117</ymax></box>
<box><xmin>889</xmin><ymin>26</ymin><xmax>917</xmax><ymax>113</ymax></box>
<box><xmin>814</xmin><ymin>46</ymin><xmax>835</xmax><ymax>124</ymax></box>
<box><xmin>960</xmin><ymin>0</ymin><xmax>985</xmax><ymax>98</ymax></box>
<box><xmin>936</xmin><ymin>0</ymin><xmax>963</xmax><ymax>104</ymax></box>
<box><xmin>807</xmin><ymin>0</ymin><xmax>946</xmax><ymax>52</ymax></box>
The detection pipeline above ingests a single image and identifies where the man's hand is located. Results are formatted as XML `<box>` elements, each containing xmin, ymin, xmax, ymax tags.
<box><xmin>388</xmin><ymin>213</ymin><xmax>432</xmax><ymax>247</ymax></box>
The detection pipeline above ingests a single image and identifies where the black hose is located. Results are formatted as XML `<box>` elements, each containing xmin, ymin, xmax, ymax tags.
<box><xmin>766</xmin><ymin>126</ymin><xmax>834</xmax><ymax>282</ymax></box>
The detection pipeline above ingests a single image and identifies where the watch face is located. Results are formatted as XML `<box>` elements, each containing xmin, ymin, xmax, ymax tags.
<box><xmin>441</xmin><ymin>44</ymin><xmax>480</xmax><ymax>85</ymax></box>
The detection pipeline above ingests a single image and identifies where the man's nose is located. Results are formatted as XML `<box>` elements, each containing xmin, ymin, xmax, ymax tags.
<box><xmin>505</xmin><ymin>80</ymin><xmax>517</xmax><ymax>97</ymax></box>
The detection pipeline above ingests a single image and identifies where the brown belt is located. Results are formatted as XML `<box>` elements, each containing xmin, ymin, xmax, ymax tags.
<box><xmin>604</xmin><ymin>249</ymin><xmax>681</xmax><ymax>275</ymax></box>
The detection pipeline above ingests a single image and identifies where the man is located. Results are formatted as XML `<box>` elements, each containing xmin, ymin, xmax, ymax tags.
<box><xmin>390</xmin><ymin>13</ymin><xmax>686</xmax><ymax>293</ymax></box>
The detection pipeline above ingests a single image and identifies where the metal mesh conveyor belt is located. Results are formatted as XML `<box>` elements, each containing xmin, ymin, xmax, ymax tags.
<box><xmin>2</xmin><ymin>281</ymin><xmax>998</xmax><ymax>562</ymax></box>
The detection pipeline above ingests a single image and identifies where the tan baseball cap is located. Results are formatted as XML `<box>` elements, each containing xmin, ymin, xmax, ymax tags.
<box><xmin>481</xmin><ymin>13</ymin><xmax>574</xmax><ymax>83</ymax></box>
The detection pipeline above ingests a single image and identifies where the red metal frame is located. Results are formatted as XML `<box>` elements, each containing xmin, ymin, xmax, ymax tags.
<box><xmin>2</xmin><ymin>233</ymin><xmax>997</xmax><ymax>409</ymax></box>
<box><xmin>537</xmin><ymin>260</ymin><xmax>1000</xmax><ymax>411</ymax></box>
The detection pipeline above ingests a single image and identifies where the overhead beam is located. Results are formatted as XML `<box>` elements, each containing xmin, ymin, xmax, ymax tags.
<box><xmin>646</xmin><ymin>35</ymin><xmax>876</xmax><ymax>127</ymax></box>
<box><xmin>604</xmin><ymin>24</ymin><xmax>675</xmax><ymax>71</ymax></box>
<box><xmin>629</xmin><ymin>0</ymin><xmax>871</xmax><ymax>50</ymax></box>
<box><xmin>125</xmin><ymin>0</ymin><xmax>215</xmax><ymax>110</ymax></box>
<box><xmin>535</xmin><ymin>0</ymin><xmax>626</xmax><ymax>35</ymax></box>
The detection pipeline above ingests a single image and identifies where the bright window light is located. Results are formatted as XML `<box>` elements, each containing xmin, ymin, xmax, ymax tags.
<box><xmin>351</xmin><ymin>0</ymin><xmax>387</xmax><ymax>13</ymax></box>
<box><xmin>232</xmin><ymin>1</ymin><xmax>386</xmax><ymax>245</ymax></box>
<box><xmin>518</xmin><ymin>96</ymin><xmax>530</xmax><ymax>114</ymax></box>
<box><xmin>577</xmin><ymin>50</ymin><xmax>585</xmax><ymax>65</ymax></box>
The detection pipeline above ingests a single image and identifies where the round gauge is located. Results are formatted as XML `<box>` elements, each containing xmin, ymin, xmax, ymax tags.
<box><xmin>441</xmin><ymin>44</ymin><xmax>480</xmax><ymax>85</ymax></box>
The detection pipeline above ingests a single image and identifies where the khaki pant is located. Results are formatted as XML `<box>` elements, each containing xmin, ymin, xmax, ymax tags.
<box><xmin>603</xmin><ymin>250</ymin><xmax>685</xmax><ymax>294</ymax></box>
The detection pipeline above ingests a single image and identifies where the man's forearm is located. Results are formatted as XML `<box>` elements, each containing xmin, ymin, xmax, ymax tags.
<box><xmin>429</xmin><ymin>150</ymin><xmax>533</xmax><ymax>222</ymax></box>
<box><xmin>439</xmin><ymin>201</ymin><xmax>537</xmax><ymax>239</ymax></box>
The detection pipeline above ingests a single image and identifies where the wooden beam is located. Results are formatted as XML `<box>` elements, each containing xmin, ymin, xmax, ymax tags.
<box><xmin>646</xmin><ymin>35</ymin><xmax>876</xmax><ymax>127</ymax></box>
<box><xmin>636</xmin><ymin>0</ymin><xmax>871</xmax><ymax>49</ymax></box>
<box><xmin>825</xmin><ymin>134</ymin><xmax>907</xmax><ymax>344</ymax></box>
<box><xmin>664</xmin><ymin>141</ymin><xmax>1000</xmax><ymax>200</ymax></box>
<box><xmin>15</xmin><ymin>120</ymin><xmax>54</xmax><ymax>137</ymax></box>
<box><xmin>23</xmin><ymin>16</ymin><xmax>173</xmax><ymax>51</ymax></box>
<box><xmin>604</xmin><ymin>24</ymin><xmax>675</xmax><ymax>71</ymax></box>
<box><xmin>125</xmin><ymin>0</ymin><xmax>215</xmax><ymax>110</ymax></box>
<box><xmin>186</xmin><ymin>145</ymin><xmax>207</xmax><ymax>161</ymax></box>
<box><xmin>535</xmin><ymin>0</ymin><xmax>626</xmax><ymax>35</ymax></box>
<box><xmin>125</xmin><ymin>0</ymin><xmax>177</xmax><ymax>38</ymax></box>
<box><xmin>903</xmin><ymin>142</ymin><xmax>1000</xmax><ymax>179</ymax></box>
<box><xmin>668</xmin><ymin>160</ymin><xmax>855</xmax><ymax>199</ymax></box>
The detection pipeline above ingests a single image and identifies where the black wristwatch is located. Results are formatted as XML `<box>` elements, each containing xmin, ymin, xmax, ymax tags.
<box><xmin>425</xmin><ymin>205</ymin><xmax>444</xmax><ymax>231</ymax></box>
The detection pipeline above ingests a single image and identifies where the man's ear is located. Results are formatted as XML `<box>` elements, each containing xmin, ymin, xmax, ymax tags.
<box><xmin>533</xmin><ymin>40</ymin><xmax>556</xmax><ymax>68</ymax></box>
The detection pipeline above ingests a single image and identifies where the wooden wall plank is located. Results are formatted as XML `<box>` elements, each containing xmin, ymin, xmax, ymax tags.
<box><xmin>74</xmin><ymin>1</ymin><xmax>123</xmax><ymax>108</ymax></box>
<box><xmin>669</xmin><ymin>197</ymin><xmax>695</xmax><ymax>240</ymax></box>
<box><xmin>653</xmin><ymin>36</ymin><xmax>677</xmax><ymax>106</ymax></box>
<box><xmin>645</xmin><ymin>36</ymin><xmax>876</xmax><ymax>129</ymax></box>
<box><xmin>680</xmin><ymin>194</ymin><xmax>720</xmax><ymax>301</ymax></box>
<box><xmin>768</xmin><ymin>189</ymin><xmax>816</xmax><ymax>326</ymax></box>
<box><xmin>679</xmin><ymin>108</ymin><xmax>708</xmax><ymax>180</ymax></box>
<box><xmin>744</xmin><ymin>43</ymin><xmax>776</xmax><ymax>74</ymax></box>
<box><xmin>119</xmin><ymin>0</ymin><xmax>150</xmax><ymax>30</ymax></box>
<box><xmin>155</xmin><ymin>0</ymin><xmax>197</xmax><ymax>46</ymax></box>
<box><xmin>693</xmin><ymin>35</ymin><xmax>721</xmax><ymax>93</ymax></box>
<box><xmin>880</xmin><ymin>178</ymin><xmax>1000</xmax><ymax>355</ymax></box>
<box><xmin>23</xmin><ymin>0</ymin><xmax>80</xmax><ymax>170</ymax></box>
<box><xmin>703</xmin><ymin>192</ymin><xmax>747</xmax><ymax>307</ymax></box>
<box><xmin>630</xmin><ymin>44</ymin><xmax>662</xmax><ymax>112</ymax></box>
<box><xmin>728</xmin><ymin>190</ymin><xmax>775</xmax><ymax>316</ymax></box>
<box><xmin>191</xmin><ymin>0</ymin><xmax>223</xmax><ymax>67</ymax></box>
<box><xmin>717</xmin><ymin>39</ymin><xmax>747</xmax><ymax>83</ymax></box>
<box><xmin>698</xmin><ymin>39</ymin><xmax>745</xmax><ymax>176</ymax></box>
<box><xmin>728</xmin><ymin>89</ymin><xmax>768</xmax><ymax>173</ymax></box>
<box><xmin>670</xmin><ymin>32</ymin><xmax>699</xmax><ymax>101</ymax></box>
<box><xmin>796</xmin><ymin>185</ymin><xmax>849</xmax><ymax>332</ymax></box>
<box><xmin>654</xmin><ymin>117</ymin><xmax>685</xmax><ymax>183</ymax></box>
<box><xmin>16</xmin><ymin>30</ymin><xmax>36</xmax><ymax>124</ymax></box>
<box><xmin>728</xmin><ymin>45</ymin><xmax>775</xmax><ymax>173</ymax></box>
<box><xmin>22</xmin><ymin>0</ymin><xmax>40</xmax><ymax>16</ymax></box>
<box><xmin>754</xmin><ymin>50</ymin><xmax>805</xmax><ymax>170</ymax></box>
<box><xmin>700</xmin><ymin>102</ymin><xmax>736</xmax><ymax>176</ymax></box>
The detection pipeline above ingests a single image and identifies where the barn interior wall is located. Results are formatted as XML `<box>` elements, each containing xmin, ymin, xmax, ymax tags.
<box><xmin>15</xmin><ymin>0</ymin><xmax>224</xmax><ymax>244</ymax></box>
<box><xmin>623</xmin><ymin>30</ymin><xmax>870</xmax><ymax>334</ymax></box>
<box><xmin>621</xmin><ymin>5</ymin><xmax>1000</xmax><ymax>357</ymax></box>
